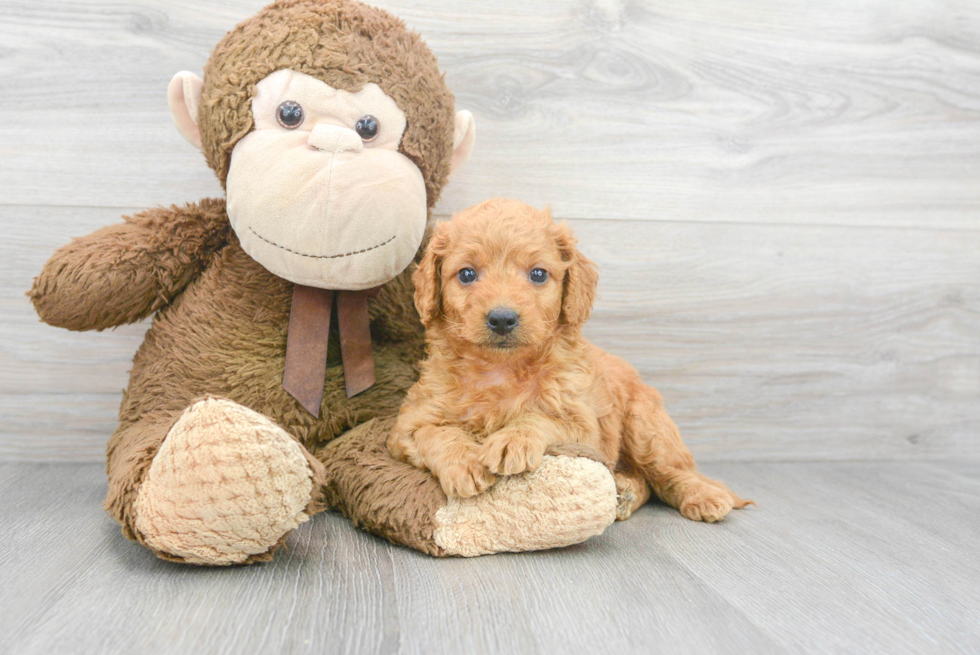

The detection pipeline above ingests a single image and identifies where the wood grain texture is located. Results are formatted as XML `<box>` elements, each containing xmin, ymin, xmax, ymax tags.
<box><xmin>2</xmin><ymin>461</ymin><xmax>978</xmax><ymax>654</ymax></box>
<box><xmin>1</xmin><ymin>0</ymin><xmax>979</xmax><ymax>228</ymax></box>
<box><xmin>4</xmin><ymin>205</ymin><xmax>977</xmax><ymax>461</ymax></box>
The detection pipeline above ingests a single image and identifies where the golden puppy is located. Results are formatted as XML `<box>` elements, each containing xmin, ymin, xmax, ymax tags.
<box><xmin>389</xmin><ymin>199</ymin><xmax>751</xmax><ymax>523</ymax></box>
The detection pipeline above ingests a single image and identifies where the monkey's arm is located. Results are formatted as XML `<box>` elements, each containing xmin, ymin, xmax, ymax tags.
<box><xmin>29</xmin><ymin>198</ymin><xmax>230</xmax><ymax>331</ymax></box>
<box><xmin>320</xmin><ymin>417</ymin><xmax>619</xmax><ymax>557</ymax></box>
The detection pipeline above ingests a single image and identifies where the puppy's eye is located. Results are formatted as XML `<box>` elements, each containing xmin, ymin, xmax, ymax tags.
<box><xmin>277</xmin><ymin>101</ymin><xmax>304</xmax><ymax>129</ymax></box>
<box><xmin>457</xmin><ymin>268</ymin><xmax>477</xmax><ymax>285</ymax></box>
<box><xmin>529</xmin><ymin>268</ymin><xmax>549</xmax><ymax>284</ymax></box>
<box><xmin>355</xmin><ymin>115</ymin><xmax>379</xmax><ymax>142</ymax></box>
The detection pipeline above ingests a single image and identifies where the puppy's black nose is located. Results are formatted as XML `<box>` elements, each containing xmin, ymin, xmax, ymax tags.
<box><xmin>486</xmin><ymin>308</ymin><xmax>519</xmax><ymax>335</ymax></box>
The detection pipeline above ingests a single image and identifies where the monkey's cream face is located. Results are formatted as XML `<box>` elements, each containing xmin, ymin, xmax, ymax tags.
<box><xmin>225</xmin><ymin>69</ymin><xmax>428</xmax><ymax>290</ymax></box>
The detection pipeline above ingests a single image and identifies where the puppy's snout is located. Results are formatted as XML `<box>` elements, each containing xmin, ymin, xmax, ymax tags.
<box><xmin>486</xmin><ymin>307</ymin><xmax>519</xmax><ymax>335</ymax></box>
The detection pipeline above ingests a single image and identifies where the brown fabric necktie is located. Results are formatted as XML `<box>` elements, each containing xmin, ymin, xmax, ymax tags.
<box><xmin>282</xmin><ymin>285</ymin><xmax>376</xmax><ymax>417</ymax></box>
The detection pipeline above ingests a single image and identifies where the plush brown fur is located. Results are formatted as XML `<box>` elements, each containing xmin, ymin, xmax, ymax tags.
<box><xmin>29</xmin><ymin>199</ymin><xmax>232</xmax><ymax>332</ymax></box>
<box><xmin>31</xmin><ymin>197</ymin><xmax>428</xmax><ymax>558</ymax></box>
<box><xmin>390</xmin><ymin>199</ymin><xmax>753</xmax><ymax>521</ymax></box>
<box><xmin>27</xmin><ymin>0</ymin><xmax>457</xmax><ymax>563</ymax></box>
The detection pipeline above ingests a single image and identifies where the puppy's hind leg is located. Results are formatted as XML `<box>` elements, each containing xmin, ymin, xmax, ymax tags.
<box><xmin>613</xmin><ymin>468</ymin><xmax>651</xmax><ymax>521</ymax></box>
<box><xmin>622</xmin><ymin>386</ymin><xmax>752</xmax><ymax>523</ymax></box>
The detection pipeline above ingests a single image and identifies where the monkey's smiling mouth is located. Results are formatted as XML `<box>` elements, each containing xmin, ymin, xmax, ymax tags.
<box><xmin>249</xmin><ymin>228</ymin><xmax>396</xmax><ymax>260</ymax></box>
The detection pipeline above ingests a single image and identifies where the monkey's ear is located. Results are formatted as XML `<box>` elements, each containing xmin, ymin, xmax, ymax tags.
<box><xmin>412</xmin><ymin>227</ymin><xmax>448</xmax><ymax>328</ymax></box>
<box><xmin>449</xmin><ymin>110</ymin><xmax>476</xmax><ymax>178</ymax></box>
<box><xmin>168</xmin><ymin>71</ymin><xmax>204</xmax><ymax>150</ymax></box>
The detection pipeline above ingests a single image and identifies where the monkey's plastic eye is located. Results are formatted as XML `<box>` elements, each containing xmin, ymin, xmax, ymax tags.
<box><xmin>458</xmin><ymin>268</ymin><xmax>477</xmax><ymax>285</ymax></box>
<box><xmin>529</xmin><ymin>268</ymin><xmax>549</xmax><ymax>284</ymax></box>
<box><xmin>277</xmin><ymin>101</ymin><xmax>304</xmax><ymax>129</ymax></box>
<box><xmin>355</xmin><ymin>115</ymin><xmax>379</xmax><ymax>141</ymax></box>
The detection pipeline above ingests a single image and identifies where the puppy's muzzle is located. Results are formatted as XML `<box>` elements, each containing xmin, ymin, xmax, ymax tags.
<box><xmin>486</xmin><ymin>307</ymin><xmax>519</xmax><ymax>335</ymax></box>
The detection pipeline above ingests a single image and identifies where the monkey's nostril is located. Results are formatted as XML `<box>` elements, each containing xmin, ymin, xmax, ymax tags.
<box><xmin>486</xmin><ymin>308</ymin><xmax>519</xmax><ymax>335</ymax></box>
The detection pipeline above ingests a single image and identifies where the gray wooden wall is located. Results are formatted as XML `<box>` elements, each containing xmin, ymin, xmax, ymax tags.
<box><xmin>1</xmin><ymin>0</ymin><xmax>978</xmax><ymax>462</ymax></box>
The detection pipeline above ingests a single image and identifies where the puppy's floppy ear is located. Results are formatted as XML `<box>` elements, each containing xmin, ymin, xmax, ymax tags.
<box><xmin>552</xmin><ymin>219</ymin><xmax>599</xmax><ymax>327</ymax></box>
<box><xmin>413</xmin><ymin>225</ymin><xmax>449</xmax><ymax>328</ymax></box>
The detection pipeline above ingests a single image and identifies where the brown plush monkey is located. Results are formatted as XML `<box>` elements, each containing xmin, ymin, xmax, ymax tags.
<box><xmin>29</xmin><ymin>0</ymin><xmax>620</xmax><ymax>565</ymax></box>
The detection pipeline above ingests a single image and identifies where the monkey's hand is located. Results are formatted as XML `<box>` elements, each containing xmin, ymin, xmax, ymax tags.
<box><xmin>29</xmin><ymin>199</ymin><xmax>230</xmax><ymax>331</ymax></box>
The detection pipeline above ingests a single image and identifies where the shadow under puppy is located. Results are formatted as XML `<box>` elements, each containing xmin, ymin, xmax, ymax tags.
<box><xmin>389</xmin><ymin>198</ymin><xmax>752</xmax><ymax>522</ymax></box>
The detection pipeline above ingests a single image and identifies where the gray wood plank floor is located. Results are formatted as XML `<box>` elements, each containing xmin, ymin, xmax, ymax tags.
<box><xmin>2</xmin><ymin>461</ymin><xmax>978</xmax><ymax>655</ymax></box>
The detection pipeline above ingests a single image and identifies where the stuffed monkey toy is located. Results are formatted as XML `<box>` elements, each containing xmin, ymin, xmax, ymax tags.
<box><xmin>29</xmin><ymin>0</ymin><xmax>621</xmax><ymax>565</ymax></box>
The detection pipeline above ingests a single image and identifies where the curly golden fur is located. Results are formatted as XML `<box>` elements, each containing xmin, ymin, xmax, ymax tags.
<box><xmin>389</xmin><ymin>199</ymin><xmax>752</xmax><ymax>522</ymax></box>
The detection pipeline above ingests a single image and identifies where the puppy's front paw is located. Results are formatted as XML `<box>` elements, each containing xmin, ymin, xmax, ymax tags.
<box><xmin>436</xmin><ymin>455</ymin><xmax>496</xmax><ymax>499</ymax></box>
<box><xmin>678</xmin><ymin>483</ymin><xmax>737</xmax><ymax>523</ymax></box>
<box><xmin>480</xmin><ymin>429</ymin><xmax>547</xmax><ymax>476</ymax></box>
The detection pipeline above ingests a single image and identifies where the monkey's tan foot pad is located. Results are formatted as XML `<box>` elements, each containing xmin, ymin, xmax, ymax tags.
<box><xmin>133</xmin><ymin>398</ymin><xmax>313</xmax><ymax>565</ymax></box>
<box><xmin>432</xmin><ymin>455</ymin><xmax>617</xmax><ymax>557</ymax></box>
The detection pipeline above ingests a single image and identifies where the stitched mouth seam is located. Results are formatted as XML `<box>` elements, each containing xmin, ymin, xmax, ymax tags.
<box><xmin>249</xmin><ymin>228</ymin><xmax>396</xmax><ymax>259</ymax></box>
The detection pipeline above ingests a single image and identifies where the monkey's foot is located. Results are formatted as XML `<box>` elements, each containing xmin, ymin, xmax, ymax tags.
<box><xmin>133</xmin><ymin>398</ymin><xmax>313</xmax><ymax>565</ymax></box>
<box><xmin>432</xmin><ymin>455</ymin><xmax>618</xmax><ymax>557</ymax></box>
